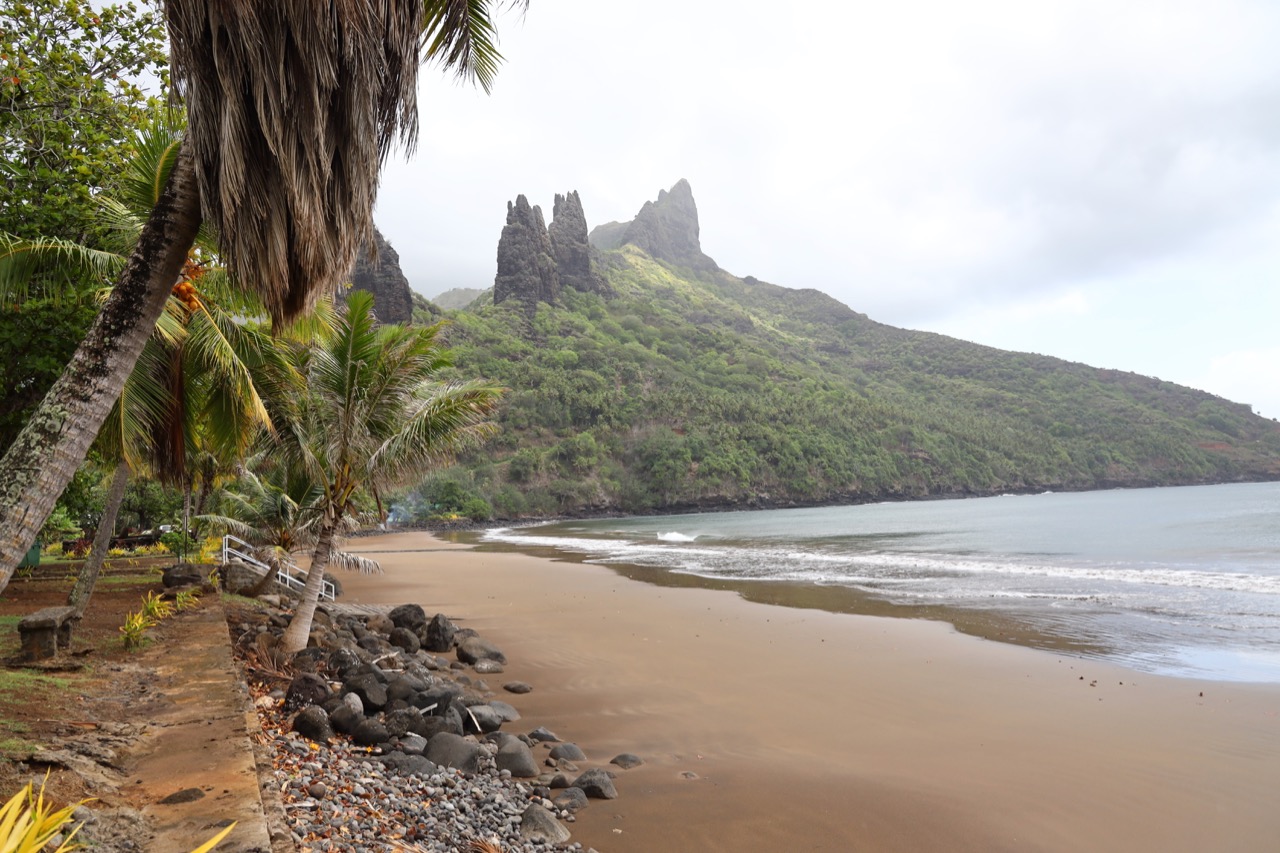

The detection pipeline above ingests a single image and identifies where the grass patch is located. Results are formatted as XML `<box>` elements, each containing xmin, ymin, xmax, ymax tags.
<box><xmin>219</xmin><ymin>593</ymin><xmax>270</xmax><ymax>609</ymax></box>
<box><xmin>95</xmin><ymin>573</ymin><xmax>161</xmax><ymax>588</ymax></box>
<box><xmin>0</xmin><ymin>734</ymin><xmax>42</xmax><ymax>756</ymax></box>
<box><xmin>0</xmin><ymin>669</ymin><xmax>74</xmax><ymax>693</ymax></box>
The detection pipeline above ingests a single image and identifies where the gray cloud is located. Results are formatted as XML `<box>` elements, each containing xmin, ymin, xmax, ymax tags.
<box><xmin>374</xmin><ymin>0</ymin><xmax>1280</xmax><ymax>417</ymax></box>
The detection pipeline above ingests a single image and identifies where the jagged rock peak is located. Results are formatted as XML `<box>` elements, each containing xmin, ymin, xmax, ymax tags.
<box><xmin>348</xmin><ymin>227</ymin><xmax>413</xmax><ymax>324</ymax></box>
<box><xmin>494</xmin><ymin>194</ymin><xmax>560</xmax><ymax>307</ymax></box>
<box><xmin>549</xmin><ymin>190</ymin><xmax>608</xmax><ymax>296</ymax></box>
<box><xmin>588</xmin><ymin>179</ymin><xmax>717</xmax><ymax>271</ymax></box>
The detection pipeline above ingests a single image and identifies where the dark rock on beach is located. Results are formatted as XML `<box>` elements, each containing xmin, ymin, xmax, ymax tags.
<box><xmin>426</xmin><ymin>732</ymin><xmax>485</xmax><ymax>773</ymax></box>
<box><xmin>549</xmin><ymin>743</ymin><xmax>586</xmax><ymax>762</ymax></box>
<box><xmin>284</xmin><ymin>672</ymin><xmax>331</xmax><ymax>712</ymax></box>
<box><xmin>572</xmin><ymin>768</ymin><xmax>618</xmax><ymax>800</ymax></box>
<box><xmin>520</xmin><ymin>803</ymin><xmax>572</xmax><ymax>844</ymax></box>
<box><xmin>552</xmin><ymin>786</ymin><xmax>589</xmax><ymax>813</ymax></box>
<box><xmin>424</xmin><ymin>613</ymin><xmax>457</xmax><ymax>652</ymax></box>
<box><xmin>239</xmin><ymin>600</ymin><xmax>611</xmax><ymax>851</ymax></box>
<box><xmin>457</xmin><ymin>635</ymin><xmax>506</xmax><ymax>665</ymax></box>
<box><xmin>610</xmin><ymin>753</ymin><xmax>644</xmax><ymax>769</ymax></box>
<box><xmin>291</xmin><ymin>706</ymin><xmax>333</xmax><ymax>743</ymax></box>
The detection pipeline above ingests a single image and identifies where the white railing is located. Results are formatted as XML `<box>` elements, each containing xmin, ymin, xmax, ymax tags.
<box><xmin>221</xmin><ymin>534</ymin><xmax>335</xmax><ymax>602</ymax></box>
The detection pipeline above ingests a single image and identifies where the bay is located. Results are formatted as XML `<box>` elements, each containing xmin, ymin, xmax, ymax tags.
<box><xmin>482</xmin><ymin>481</ymin><xmax>1280</xmax><ymax>682</ymax></box>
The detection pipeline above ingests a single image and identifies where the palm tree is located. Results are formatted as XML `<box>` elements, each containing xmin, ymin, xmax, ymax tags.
<box><xmin>274</xmin><ymin>289</ymin><xmax>502</xmax><ymax>653</ymax></box>
<box><xmin>0</xmin><ymin>0</ymin><xmax>525</xmax><ymax>591</ymax></box>
<box><xmin>3</xmin><ymin>117</ymin><xmax>290</xmax><ymax>614</ymax></box>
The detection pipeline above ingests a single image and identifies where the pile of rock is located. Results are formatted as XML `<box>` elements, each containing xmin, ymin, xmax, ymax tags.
<box><xmin>238</xmin><ymin>602</ymin><xmax>642</xmax><ymax>851</ymax></box>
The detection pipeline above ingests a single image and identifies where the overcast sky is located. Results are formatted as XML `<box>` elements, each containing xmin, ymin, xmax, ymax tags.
<box><xmin>375</xmin><ymin>0</ymin><xmax>1280</xmax><ymax>419</ymax></box>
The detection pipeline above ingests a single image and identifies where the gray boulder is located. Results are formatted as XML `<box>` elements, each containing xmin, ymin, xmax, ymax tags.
<box><xmin>377</xmin><ymin>752</ymin><xmax>437</xmax><ymax>779</ymax></box>
<box><xmin>610</xmin><ymin>753</ymin><xmax>644</xmax><ymax>769</ymax></box>
<box><xmin>291</xmin><ymin>706</ymin><xmax>333</xmax><ymax>743</ymax></box>
<box><xmin>384</xmin><ymin>707</ymin><xmax>427</xmax><ymax>738</ymax></box>
<box><xmin>423</xmin><ymin>613</ymin><xmax>457</xmax><ymax>652</ymax></box>
<box><xmin>284</xmin><ymin>672</ymin><xmax>331</xmax><ymax>712</ymax></box>
<box><xmin>494</xmin><ymin>735</ymin><xmax>539</xmax><ymax>778</ymax></box>
<box><xmin>519</xmin><ymin>804</ymin><xmax>571</xmax><ymax>844</ymax></box>
<box><xmin>388</xmin><ymin>627</ymin><xmax>421</xmax><ymax>654</ymax></box>
<box><xmin>572</xmin><ymin>768</ymin><xmax>618</xmax><ymax>799</ymax></box>
<box><xmin>389</xmin><ymin>603</ymin><xmax>428</xmax><ymax>632</ymax></box>
<box><xmin>552</xmin><ymin>786</ymin><xmax>589</xmax><ymax>813</ymax></box>
<box><xmin>425</xmin><ymin>732</ymin><xmax>484</xmax><ymax>773</ymax></box>
<box><xmin>351</xmin><ymin>718</ymin><xmax>390</xmax><ymax>747</ymax></box>
<box><xmin>162</xmin><ymin>562</ymin><xmax>206</xmax><ymax>589</ymax></box>
<box><xmin>456</xmin><ymin>636</ymin><xmax>506</xmax><ymax>665</ymax></box>
<box><xmin>327</xmin><ymin>646</ymin><xmax>362</xmax><ymax>676</ymax></box>
<box><xmin>396</xmin><ymin>733</ymin><xmax>428</xmax><ymax>755</ymax></box>
<box><xmin>342</xmin><ymin>673</ymin><xmax>388</xmax><ymax>712</ymax></box>
<box><xmin>328</xmin><ymin>703</ymin><xmax>361</xmax><ymax>736</ymax></box>
<box><xmin>488</xmin><ymin>700</ymin><xmax>520</xmax><ymax>723</ymax></box>
<box><xmin>464</xmin><ymin>704</ymin><xmax>505</xmax><ymax>734</ymax></box>
<box><xmin>549</xmin><ymin>743</ymin><xmax>586</xmax><ymax>762</ymax></box>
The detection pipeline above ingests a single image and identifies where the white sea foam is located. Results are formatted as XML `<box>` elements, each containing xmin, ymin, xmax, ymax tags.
<box><xmin>657</xmin><ymin>532</ymin><xmax>697</xmax><ymax>542</ymax></box>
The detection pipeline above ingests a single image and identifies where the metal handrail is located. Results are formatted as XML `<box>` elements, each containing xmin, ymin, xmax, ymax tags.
<box><xmin>220</xmin><ymin>534</ymin><xmax>335</xmax><ymax>601</ymax></box>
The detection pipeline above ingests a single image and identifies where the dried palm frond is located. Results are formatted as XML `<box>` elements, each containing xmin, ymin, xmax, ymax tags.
<box><xmin>164</xmin><ymin>0</ymin><xmax>423</xmax><ymax>327</ymax></box>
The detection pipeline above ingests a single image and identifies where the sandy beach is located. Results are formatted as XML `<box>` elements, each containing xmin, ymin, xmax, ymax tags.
<box><xmin>341</xmin><ymin>530</ymin><xmax>1280</xmax><ymax>852</ymax></box>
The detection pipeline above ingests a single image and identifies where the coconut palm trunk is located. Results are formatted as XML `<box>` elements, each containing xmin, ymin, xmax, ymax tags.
<box><xmin>0</xmin><ymin>146</ymin><xmax>202</xmax><ymax>591</ymax></box>
<box><xmin>280</xmin><ymin>521</ymin><xmax>337</xmax><ymax>652</ymax></box>
<box><xmin>67</xmin><ymin>460</ymin><xmax>132</xmax><ymax>617</ymax></box>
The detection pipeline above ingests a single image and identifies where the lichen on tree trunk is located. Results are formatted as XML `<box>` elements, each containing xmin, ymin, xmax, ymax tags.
<box><xmin>0</xmin><ymin>142</ymin><xmax>203</xmax><ymax>595</ymax></box>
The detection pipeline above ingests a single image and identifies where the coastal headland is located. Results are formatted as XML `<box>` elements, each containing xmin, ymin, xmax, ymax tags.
<box><xmin>340</xmin><ymin>530</ymin><xmax>1280</xmax><ymax>852</ymax></box>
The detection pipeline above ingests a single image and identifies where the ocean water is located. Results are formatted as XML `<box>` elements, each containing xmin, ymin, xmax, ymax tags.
<box><xmin>482</xmin><ymin>481</ymin><xmax>1280</xmax><ymax>682</ymax></box>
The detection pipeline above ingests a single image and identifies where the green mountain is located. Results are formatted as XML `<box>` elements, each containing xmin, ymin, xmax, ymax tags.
<box><xmin>399</xmin><ymin>181</ymin><xmax>1280</xmax><ymax>521</ymax></box>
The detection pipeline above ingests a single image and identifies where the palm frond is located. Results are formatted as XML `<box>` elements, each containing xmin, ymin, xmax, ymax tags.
<box><xmin>0</xmin><ymin>233</ymin><xmax>124</xmax><ymax>305</ymax></box>
<box><xmin>120</xmin><ymin>112</ymin><xmax>187</xmax><ymax>217</ymax></box>
<box><xmin>422</xmin><ymin>0</ymin><xmax>523</xmax><ymax>95</ymax></box>
<box><xmin>328</xmin><ymin>549</ymin><xmax>383</xmax><ymax>575</ymax></box>
<box><xmin>165</xmin><ymin>0</ymin><xmax>424</xmax><ymax>327</ymax></box>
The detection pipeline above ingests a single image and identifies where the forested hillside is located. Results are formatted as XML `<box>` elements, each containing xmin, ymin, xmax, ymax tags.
<box><xmin>396</xmin><ymin>184</ymin><xmax>1280</xmax><ymax>521</ymax></box>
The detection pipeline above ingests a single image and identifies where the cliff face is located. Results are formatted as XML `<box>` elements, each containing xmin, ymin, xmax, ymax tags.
<box><xmin>349</xmin><ymin>228</ymin><xmax>413</xmax><ymax>323</ymax></box>
<box><xmin>494</xmin><ymin>195</ymin><xmax>560</xmax><ymax>307</ymax></box>
<box><xmin>588</xmin><ymin>179</ymin><xmax>717</xmax><ymax>271</ymax></box>
<box><xmin>549</xmin><ymin>190</ymin><xmax>608</xmax><ymax>295</ymax></box>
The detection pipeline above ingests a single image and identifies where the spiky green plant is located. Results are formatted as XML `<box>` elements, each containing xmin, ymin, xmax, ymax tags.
<box><xmin>0</xmin><ymin>776</ymin><xmax>88</xmax><ymax>852</ymax></box>
<box><xmin>138</xmin><ymin>591</ymin><xmax>173</xmax><ymax>621</ymax></box>
<box><xmin>119</xmin><ymin>610</ymin><xmax>155</xmax><ymax>651</ymax></box>
<box><xmin>0</xmin><ymin>777</ymin><xmax>236</xmax><ymax>851</ymax></box>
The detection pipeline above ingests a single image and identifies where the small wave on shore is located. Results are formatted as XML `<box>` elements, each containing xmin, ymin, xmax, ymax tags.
<box><xmin>657</xmin><ymin>531</ymin><xmax>697</xmax><ymax>542</ymax></box>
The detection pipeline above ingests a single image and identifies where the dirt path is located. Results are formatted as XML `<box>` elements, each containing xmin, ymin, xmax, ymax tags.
<box><xmin>0</xmin><ymin>564</ymin><xmax>279</xmax><ymax>852</ymax></box>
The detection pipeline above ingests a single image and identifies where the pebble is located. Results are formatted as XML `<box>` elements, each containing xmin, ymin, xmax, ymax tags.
<box><xmin>244</xmin><ymin>606</ymin><xmax>599</xmax><ymax>852</ymax></box>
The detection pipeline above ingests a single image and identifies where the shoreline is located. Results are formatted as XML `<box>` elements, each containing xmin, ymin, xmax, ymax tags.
<box><xmin>341</xmin><ymin>530</ymin><xmax>1280</xmax><ymax>852</ymax></box>
<box><xmin>386</xmin><ymin>476</ymin><xmax>1280</xmax><ymax>532</ymax></box>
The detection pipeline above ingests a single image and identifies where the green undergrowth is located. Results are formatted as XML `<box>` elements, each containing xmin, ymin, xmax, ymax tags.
<box><xmin>398</xmin><ymin>246</ymin><xmax>1280</xmax><ymax>518</ymax></box>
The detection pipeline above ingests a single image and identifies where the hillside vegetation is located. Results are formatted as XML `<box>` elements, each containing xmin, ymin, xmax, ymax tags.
<box><xmin>391</xmin><ymin>179</ymin><xmax>1280</xmax><ymax>522</ymax></box>
<box><xmin>402</xmin><ymin>243</ymin><xmax>1280</xmax><ymax>520</ymax></box>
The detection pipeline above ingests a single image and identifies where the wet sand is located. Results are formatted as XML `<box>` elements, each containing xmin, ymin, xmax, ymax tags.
<box><xmin>342</xmin><ymin>531</ymin><xmax>1280</xmax><ymax>852</ymax></box>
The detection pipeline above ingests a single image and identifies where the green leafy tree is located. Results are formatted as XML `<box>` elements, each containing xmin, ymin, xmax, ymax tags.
<box><xmin>0</xmin><ymin>1</ymin><xmax>526</xmax><ymax>591</ymax></box>
<box><xmin>276</xmin><ymin>290</ymin><xmax>502</xmax><ymax>653</ymax></box>
<box><xmin>0</xmin><ymin>0</ymin><xmax>167</xmax><ymax>243</ymax></box>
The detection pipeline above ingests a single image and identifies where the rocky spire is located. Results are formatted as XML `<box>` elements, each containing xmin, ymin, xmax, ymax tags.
<box><xmin>588</xmin><ymin>179</ymin><xmax>717</xmax><ymax>271</ymax></box>
<box><xmin>549</xmin><ymin>190</ymin><xmax>607</xmax><ymax>295</ymax></box>
<box><xmin>494</xmin><ymin>195</ymin><xmax>560</xmax><ymax>306</ymax></box>
<box><xmin>348</xmin><ymin>227</ymin><xmax>413</xmax><ymax>323</ymax></box>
